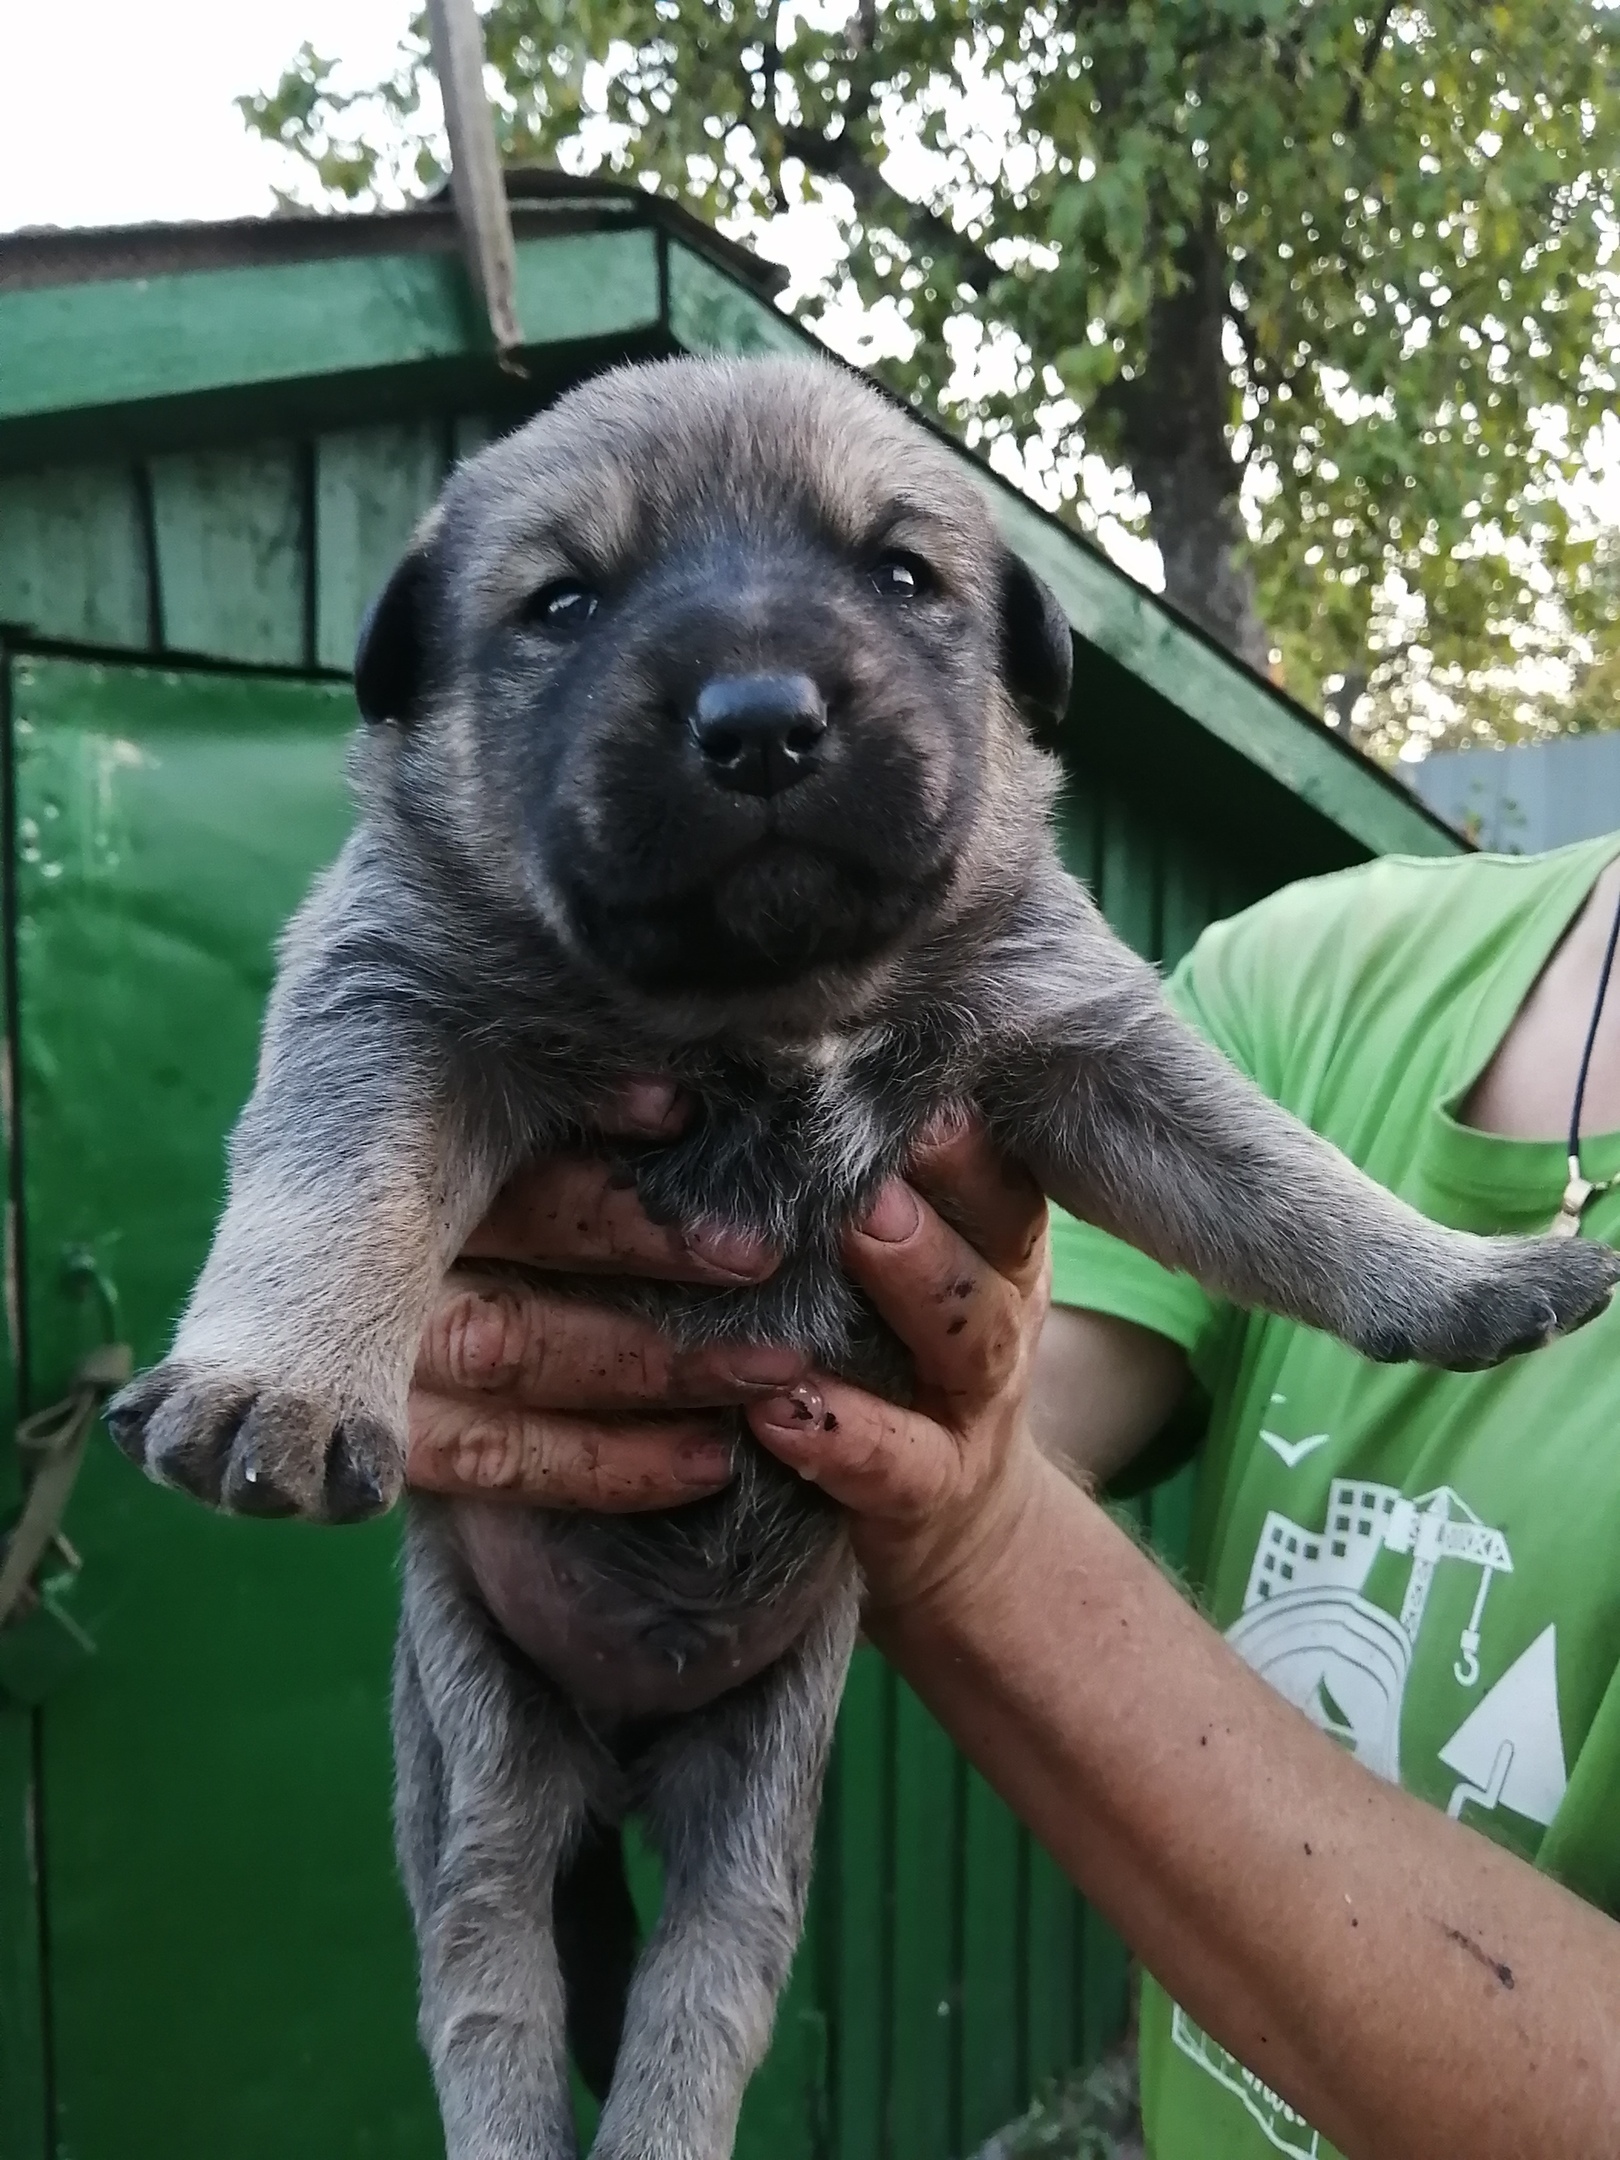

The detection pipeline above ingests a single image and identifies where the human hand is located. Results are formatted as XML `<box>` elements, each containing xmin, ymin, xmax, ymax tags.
<box><xmin>406</xmin><ymin>1082</ymin><xmax>809</xmax><ymax>1510</ymax></box>
<box><xmin>745</xmin><ymin>1113</ymin><xmax>1052</xmax><ymax>1620</ymax></box>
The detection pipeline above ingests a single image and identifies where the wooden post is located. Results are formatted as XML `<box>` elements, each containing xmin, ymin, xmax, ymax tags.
<box><xmin>424</xmin><ymin>0</ymin><xmax>526</xmax><ymax>371</ymax></box>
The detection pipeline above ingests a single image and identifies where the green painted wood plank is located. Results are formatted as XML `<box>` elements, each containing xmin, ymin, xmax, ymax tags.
<box><xmin>315</xmin><ymin>423</ymin><xmax>445</xmax><ymax>673</ymax></box>
<box><xmin>1024</xmin><ymin>1844</ymin><xmax>1077</xmax><ymax>2093</ymax></box>
<box><xmin>514</xmin><ymin>230</ymin><xmax>662</xmax><ymax>352</ymax></box>
<box><xmin>149</xmin><ymin>446</ymin><xmax>305</xmax><ymax>664</ymax></box>
<box><xmin>959</xmin><ymin>1768</ymin><xmax>1022</xmax><ymax>2151</ymax></box>
<box><xmin>1097</xmin><ymin>791</ymin><xmax>1159</xmax><ymax>961</ymax></box>
<box><xmin>888</xmin><ymin>1684</ymin><xmax>956</xmax><ymax>2160</ymax></box>
<box><xmin>830</xmin><ymin>1649</ymin><xmax>888</xmax><ymax>2160</ymax></box>
<box><xmin>667</xmin><ymin>244</ymin><xmax>803</xmax><ymax>361</ymax></box>
<box><xmin>452</xmin><ymin>415</ymin><xmax>497</xmax><ymax>465</ymax></box>
<box><xmin>0</xmin><ymin>232</ymin><xmax>661</xmax><ymax>432</ymax></box>
<box><xmin>0</xmin><ymin>464</ymin><xmax>150</xmax><ymax>649</ymax></box>
<box><xmin>1158</xmin><ymin>845</ymin><xmax>1216</xmax><ymax>974</ymax></box>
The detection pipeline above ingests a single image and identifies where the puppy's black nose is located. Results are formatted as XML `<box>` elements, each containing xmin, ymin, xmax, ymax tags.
<box><xmin>687</xmin><ymin>673</ymin><xmax>828</xmax><ymax>797</ymax></box>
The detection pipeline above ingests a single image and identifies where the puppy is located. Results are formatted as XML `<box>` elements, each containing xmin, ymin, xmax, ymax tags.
<box><xmin>108</xmin><ymin>355</ymin><xmax>1618</xmax><ymax>2160</ymax></box>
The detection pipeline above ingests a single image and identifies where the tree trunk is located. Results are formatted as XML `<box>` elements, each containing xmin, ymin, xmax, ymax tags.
<box><xmin>1098</xmin><ymin>211</ymin><xmax>1271</xmax><ymax>674</ymax></box>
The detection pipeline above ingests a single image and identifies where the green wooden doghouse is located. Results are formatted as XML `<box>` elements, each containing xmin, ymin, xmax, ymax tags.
<box><xmin>0</xmin><ymin>175</ymin><xmax>1458</xmax><ymax>2160</ymax></box>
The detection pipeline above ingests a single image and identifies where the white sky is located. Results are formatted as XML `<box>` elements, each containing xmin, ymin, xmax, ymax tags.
<box><xmin>0</xmin><ymin>0</ymin><xmax>417</xmax><ymax>232</ymax></box>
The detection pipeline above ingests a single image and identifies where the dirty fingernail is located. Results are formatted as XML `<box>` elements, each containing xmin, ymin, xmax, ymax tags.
<box><xmin>755</xmin><ymin>1387</ymin><xmax>825</xmax><ymax>1433</ymax></box>
<box><xmin>613</xmin><ymin>1078</ymin><xmax>682</xmax><ymax>1133</ymax></box>
<box><xmin>723</xmin><ymin>1347</ymin><xmax>808</xmax><ymax>1389</ymax></box>
<box><xmin>859</xmin><ymin>1182</ymin><xmax>920</xmax><ymax>1243</ymax></box>
<box><xmin>684</xmin><ymin>1222</ymin><xmax>773</xmax><ymax>1277</ymax></box>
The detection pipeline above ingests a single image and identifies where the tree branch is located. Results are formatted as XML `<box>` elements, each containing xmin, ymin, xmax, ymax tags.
<box><xmin>1345</xmin><ymin>0</ymin><xmax>1398</xmax><ymax>133</ymax></box>
<box><xmin>779</xmin><ymin>123</ymin><xmax>1002</xmax><ymax>293</ymax></box>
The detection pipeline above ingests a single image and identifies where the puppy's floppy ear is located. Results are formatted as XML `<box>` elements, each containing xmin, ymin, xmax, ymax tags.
<box><xmin>1000</xmin><ymin>552</ymin><xmax>1074</xmax><ymax>735</ymax></box>
<box><xmin>354</xmin><ymin>541</ymin><xmax>436</xmax><ymax>726</ymax></box>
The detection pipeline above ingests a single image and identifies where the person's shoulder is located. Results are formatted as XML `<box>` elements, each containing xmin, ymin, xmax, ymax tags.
<box><xmin>1209</xmin><ymin>835</ymin><xmax>1616</xmax><ymax>966</ymax></box>
<box><xmin>1175</xmin><ymin>836</ymin><xmax>1620</xmax><ymax>1087</ymax></box>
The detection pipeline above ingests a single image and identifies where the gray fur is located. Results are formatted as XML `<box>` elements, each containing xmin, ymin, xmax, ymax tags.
<box><xmin>108</xmin><ymin>354</ymin><xmax>1618</xmax><ymax>2159</ymax></box>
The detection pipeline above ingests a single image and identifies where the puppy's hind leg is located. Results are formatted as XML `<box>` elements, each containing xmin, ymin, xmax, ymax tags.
<box><xmin>399</xmin><ymin>1507</ymin><xmax>605</xmax><ymax>2160</ymax></box>
<box><xmin>592</xmin><ymin>1568</ymin><xmax>861</xmax><ymax>2160</ymax></box>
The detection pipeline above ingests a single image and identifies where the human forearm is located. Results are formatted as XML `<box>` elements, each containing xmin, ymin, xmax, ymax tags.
<box><xmin>1027</xmin><ymin>1303</ymin><xmax>1189</xmax><ymax>1484</ymax></box>
<box><xmin>872</xmin><ymin>1458</ymin><xmax>1620</xmax><ymax>2160</ymax></box>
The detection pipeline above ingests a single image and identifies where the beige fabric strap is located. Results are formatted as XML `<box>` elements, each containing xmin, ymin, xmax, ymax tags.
<box><xmin>0</xmin><ymin>1343</ymin><xmax>131</xmax><ymax>1629</ymax></box>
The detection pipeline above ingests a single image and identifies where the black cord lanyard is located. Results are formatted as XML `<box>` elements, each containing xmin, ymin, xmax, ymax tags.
<box><xmin>1551</xmin><ymin>879</ymin><xmax>1620</xmax><ymax>1238</ymax></box>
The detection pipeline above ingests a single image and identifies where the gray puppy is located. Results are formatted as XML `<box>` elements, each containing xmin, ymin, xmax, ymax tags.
<box><xmin>109</xmin><ymin>355</ymin><xmax>1616</xmax><ymax>2160</ymax></box>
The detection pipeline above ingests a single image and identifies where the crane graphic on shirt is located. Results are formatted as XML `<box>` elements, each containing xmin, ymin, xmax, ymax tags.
<box><xmin>1170</xmin><ymin>1401</ymin><xmax>1569</xmax><ymax>2158</ymax></box>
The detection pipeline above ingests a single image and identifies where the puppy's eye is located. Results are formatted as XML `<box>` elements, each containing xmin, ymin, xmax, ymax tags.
<box><xmin>870</xmin><ymin>551</ymin><xmax>934</xmax><ymax>601</ymax></box>
<box><xmin>519</xmin><ymin>579</ymin><xmax>599</xmax><ymax>634</ymax></box>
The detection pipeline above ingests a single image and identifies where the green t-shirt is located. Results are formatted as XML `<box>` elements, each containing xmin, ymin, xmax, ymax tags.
<box><xmin>1048</xmin><ymin>833</ymin><xmax>1620</xmax><ymax>2160</ymax></box>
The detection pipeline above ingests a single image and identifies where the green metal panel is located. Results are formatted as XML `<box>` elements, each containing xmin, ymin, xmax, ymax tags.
<box><xmin>1025</xmin><ymin>1841</ymin><xmax>1076</xmax><ymax>2092</ymax></box>
<box><xmin>887</xmin><ymin>1685</ymin><xmax>957</xmax><ymax>2160</ymax></box>
<box><xmin>826</xmin><ymin>1649</ymin><xmax>890</xmax><ymax>2160</ymax></box>
<box><xmin>0</xmin><ymin>465</ymin><xmax>150</xmax><ymax>650</ymax></box>
<box><xmin>0</xmin><ymin>648</ymin><xmax>46</xmax><ymax>2157</ymax></box>
<box><xmin>958</xmin><ymin>1765</ymin><xmax>1021</xmax><ymax>2149</ymax></box>
<box><xmin>149</xmin><ymin>446</ymin><xmax>307</xmax><ymax>665</ymax></box>
<box><xmin>0</xmin><ymin>1705</ymin><xmax>44</xmax><ymax>2160</ymax></box>
<box><xmin>10</xmin><ymin>654</ymin><xmax>439</xmax><ymax>2160</ymax></box>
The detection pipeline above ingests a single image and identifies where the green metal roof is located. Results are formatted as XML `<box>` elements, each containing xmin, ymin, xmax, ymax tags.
<box><xmin>0</xmin><ymin>171</ymin><xmax>1456</xmax><ymax>863</ymax></box>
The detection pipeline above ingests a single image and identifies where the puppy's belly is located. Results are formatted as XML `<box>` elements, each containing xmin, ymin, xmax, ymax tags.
<box><xmin>450</xmin><ymin>1498</ymin><xmax>846</xmax><ymax>1718</ymax></box>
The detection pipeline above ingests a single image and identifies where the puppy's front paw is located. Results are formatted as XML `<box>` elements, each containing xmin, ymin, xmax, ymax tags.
<box><xmin>1368</xmin><ymin>1236</ymin><xmax>1620</xmax><ymax>1370</ymax></box>
<box><xmin>105</xmin><ymin>1361</ymin><xmax>402</xmax><ymax>1523</ymax></box>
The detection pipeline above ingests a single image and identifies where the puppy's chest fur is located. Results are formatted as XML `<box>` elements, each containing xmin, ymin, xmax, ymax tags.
<box><xmin>449</xmin><ymin>1014</ymin><xmax>974</xmax><ymax>1718</ymax></box>
<box><xmin>621</xmin><ymin>1021</ymin><xmax>968</xmax><ymax>1358</ymax></box>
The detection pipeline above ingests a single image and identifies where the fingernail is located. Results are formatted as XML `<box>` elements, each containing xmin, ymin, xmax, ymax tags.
<box><xmin>859</xmin><ymin>1182</ymin><xmax>920</xmax><ymax>1243</ymax></box>
<box><xmin>675</xmin><ymin>1442</ymin><xmax>734</xmax><ymax>1485</ymax></box>
<box><xmin>755</xmin><ymin>1387</ymin><xmax>825</xmax><ymax>1433</ymax></box>
<box><xmin>722</xmin><ymin>1347</ymin><xmax>809</xmax><ymax>1389</ymax></box>
<box><xmin>684</xmin><ymin>1222</ymin><xmax>774</xmax><ymax>1279</ymax></box>
<box><xmin>614</xmin><ymin>1078</ymin><xmax>682</xmax><ymax>1133</ymax></box>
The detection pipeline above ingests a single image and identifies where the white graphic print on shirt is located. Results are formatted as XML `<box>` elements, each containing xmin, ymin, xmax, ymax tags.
<box><xmin>1169</xmin><ymin>1399</ymin><xmax>1568</xmax><ymax>2157</ymax></box>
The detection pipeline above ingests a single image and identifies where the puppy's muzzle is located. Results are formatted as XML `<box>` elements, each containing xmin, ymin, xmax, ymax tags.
<box><xmin>687</xmin><ymin>672</ymin><xmax>828</xmax><ymax>798</ymax></box>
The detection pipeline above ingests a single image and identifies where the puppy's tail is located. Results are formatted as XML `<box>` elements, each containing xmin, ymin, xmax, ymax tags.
<box><xmin>556</xmin><ymin>1815</ymin><xmax>641</xmax><ymax>2103</ymax></box>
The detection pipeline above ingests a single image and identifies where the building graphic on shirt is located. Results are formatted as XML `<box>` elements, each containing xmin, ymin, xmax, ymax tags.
<box><xmin>1226</xmin><ymin>1474</ymin><xmax>1514</xmax><ymax>1786</ymax></box>
<box><xmin>1171</xmin><ymin>1403</ymin><xmax>1569</xmax><ymax>2158</ymax></box>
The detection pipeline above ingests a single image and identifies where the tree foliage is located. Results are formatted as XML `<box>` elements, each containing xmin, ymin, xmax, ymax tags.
<box><xmin>244</xmin><ymin>0</ymin><xmax>1620</xmax><ymax>756</ymax></box>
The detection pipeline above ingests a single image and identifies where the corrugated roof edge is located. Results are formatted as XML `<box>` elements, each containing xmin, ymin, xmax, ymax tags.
<box><xmin>0</xmin><ymin>168</ymin><xmax>788</xmax><ymax>301</ymax></box>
